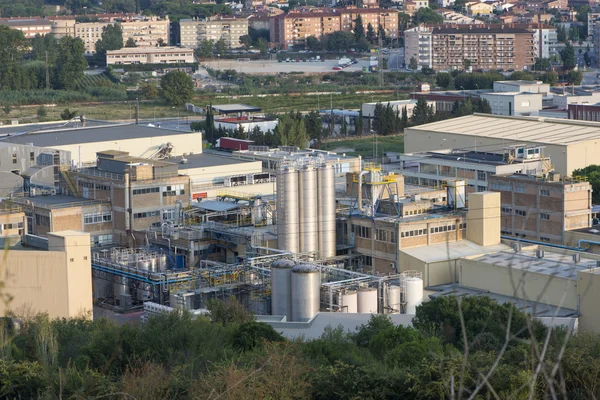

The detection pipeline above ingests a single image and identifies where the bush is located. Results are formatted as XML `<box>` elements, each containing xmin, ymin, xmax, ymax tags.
<box><xmin>60</xmin><ymin>108</ymin><xmax>78</xmax><ymax>120</ymax></box>
<box><xmin>37</xmin><ymin>106</ymin><xmax>47</xmax><ymax>118</ymax></box>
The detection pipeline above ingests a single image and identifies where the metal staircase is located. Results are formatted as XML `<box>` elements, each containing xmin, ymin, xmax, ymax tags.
<box><xmin>59</xmin><ymin>167</ymin><xmax>80</xmax><ymax>197</ymax></box>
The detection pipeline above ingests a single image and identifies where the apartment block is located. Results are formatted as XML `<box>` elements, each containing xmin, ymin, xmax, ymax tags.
<box><xmin>488</xmin><ymin>172</ymin><xmax>592</xmax><ymax>243</ymax></box>
<box><xmin>0</xmin><ymin>17</ymin><xmax>52</xmax><ymax>38</ymax></box>
<box><xmin>404</xmin><ymin>24</ymin><xmax>536</xmax><ymax>71</ymax></box>
<box><xmin>106</xmin><ymin>47</ymin><xmax>194</xmax><ymax>65</ymax></box>
<box><xmin>180</xmin><ymin>16</ymin><xmax>249</xmax><ymax>49</ymax></box>
<box><xmin>270</xmin><ymin>7</ymin><xmax>398</xmax><ymax>49</ymax></box>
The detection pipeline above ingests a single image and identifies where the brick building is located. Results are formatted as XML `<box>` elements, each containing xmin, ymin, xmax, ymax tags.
<box><xmin>567</xmin><ymin>103</ymin><xmax>600</xmax><ymax>121</ymax></box>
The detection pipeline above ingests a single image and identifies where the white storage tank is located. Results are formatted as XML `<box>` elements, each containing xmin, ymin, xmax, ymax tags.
<box><xmin>299</xmin><ymin>166</ymin><xmax>318</xmax><ymax>253</ymax></box>
<box><xmin>357</xmin><ymin>287</ymin><xmax>378</xmax><ymax>314</ymax></box>
<box><xmin>404</xmin><ymin>277</ymin><xmax>423</xmax><ymax>314</ymax></box>
<box><xmin>340</xmin><ymin>290</ymin><xmax>358</xmax><ymax>313</ymax></box>
<box><xmin>386</xmin><ymin>285</ymin><xmax>401</xmax><ymax>314</ymax></box>
<box><xmin>291</xmin><ymin>264</ymin><xmax>321</xmax><ymax>322</ymax></box>
<box><xmin>317</xmin><ymin>164</ymin><xmax>336</xmax><ymax>258</ymax></box>
<box><xmin>276</xmin><ymin>167</ymin><xmax>300</xmax><ymax>253</ymax></box>
<box><xmin>271</xmin><ymin>260</ymin><xmax>294</xmax><ymax>319</ymax></box>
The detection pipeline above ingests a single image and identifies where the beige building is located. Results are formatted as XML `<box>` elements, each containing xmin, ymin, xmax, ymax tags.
<box><xmin>404</xmin><ymin>114</ymin><xmax>600</xmax><ymax>176</ymax></box>
<box><xmin>404</xmin><ymin>25</ymin><xmax>536</xmax><ymax>71</ymax></box>
<box><xmin>106</xmin><ymin>47</ymin><xmax>195</xmax><ymax>65</ymax></box>
<box><xmin>488</xmin><ymin>173</ymin><xmax>592</xmax><ymax>244</ymax></box>
<box><xmin>0</xmin><ymin>18</ymin><xmax>52</xmax><ymax>38</ymax></box>
<box><xmin>270</xmin><ymin>7</ymin><xmax>398</xmax><ymax>49</ymax></box>
<box><xmin>0</xmin><ymin>231</ymin><xmax>93</xmax><ymax>320</ymax></box>
<box><xmin>180</xmin><ymin>16</ymin><xmax>249</xmax><ymax>49</ymax></box>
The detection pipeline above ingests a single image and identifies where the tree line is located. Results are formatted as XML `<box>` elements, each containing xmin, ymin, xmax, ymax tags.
<box><xmin>1</xmin><ymin>295</ymin><xmax>599</xmax><ymax>398</ymax></box>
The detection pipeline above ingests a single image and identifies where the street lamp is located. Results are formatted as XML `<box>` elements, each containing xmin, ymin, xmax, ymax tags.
<box><xmin>172</xmin><ymin>106</ymin><xmax>179</xmax><ymax>129</ymax></box>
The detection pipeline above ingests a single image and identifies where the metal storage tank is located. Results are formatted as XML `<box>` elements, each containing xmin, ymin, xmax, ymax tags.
<box><xmin>252</xmin><ymin>198</ymin><xmax>263</xmax><ymax>225</ymax></box>
<box><xmin>157</xmin><ymin>254</ymin><xmax>167</xmax><ymax>271</ymax></box>
<box><xmin>113</xmin><ymin>276</ymin><xmax>129</xmax><ymax>299</ymax></box>
<box><xmin>291</xmin><ymin>264</ymin><xmax>321</xmax><ymax>322</ymax></box>
<box><xmin>340</xmin><ymin>290</ymin><xmax>358</xmax><ymax>313</ymax></box>
<box><xmin>386</xmin><ymin>285</ymin><xmax>401</xmax><ymax>314</ymax></box>
<box><xmin>299</xmin><ymin>166</ymin><xmax>318</xmax><ymax>253</ymax></box>
<box><xmin>93</xmin><ymin>278</ymin><xmax>107</xmax><ymax>300</ymax></box>
<box><xmin>249</xmin><ymin>294</ymin><xmax>269</xmax><ymax>315</ymax></box>
<box><xmin>357</xmin><ymin>287</ymin><xmax>378</xmax><ymax>314</ymax></box>
<box><xmin>276</xmin><ymin>167</ymin><xmax>300</xmax><ymax>253</ymax></box>
<box><xmin>270</xmin><ymin>260</ymin><xmax>294</xmax><ymax>319</ymax></box>
<box><xmin>317</xmin><ymin>165</ymin><xmax>336</xmax><ymax>258</ymax></box>
<box><xmin>137</xmin><ymin>258</ymin><xmax>150</xmax><ymax>271</ymax></box>
<box><xmin>404</xmin><ymin>277</ymin><xmax>423</xmax><ymax>314</ymax></box>
<box><xmin>148</xmin><ymin>257</ymin><xmax>158</xmax><ymax>273</ymax></box>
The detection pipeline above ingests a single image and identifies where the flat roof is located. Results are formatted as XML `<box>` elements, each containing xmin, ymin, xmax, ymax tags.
<box><xmin>481</xmin><ymin>91</ymin><xmax>541</xmax><ymax>96</ymax></box>
<box><xmin>106</xmin><ymin>47</ymin><xmax>193</xmax><ymax>55</ymax></box>
<box><xmin>211</xmin><ymin>104</ymin><xmax>261</xmax><ymax>114</ymax></box>
<box><xmin>401</xmin><ymin>240</ymin><xmax>510</xmax><ymax>263</ymax></box>
<box><xmin>192</xmin><ymin>200</ymin><xmax>241</xmax><ymax>212</ymax></box>
<box><xmin>174</xmin><ymin>153</ymin><xmax>250</xmax><ymax>170</ymax></box>
<box><xmin>0</xmin><ymin>120</ymin><xmax>115</xmax><ymax>137</ymax></box>
<box><xmin>9</xmin><ymin>195</ymin><xmax>107</xmax><ymax>209</ymax></box>
<box><xmin>406</xmin><ymin>150</ymin><xmax>511</xmax><ymax>166</ymax></box>
<box><xmin>472</xmin><ymin>248</ymin><xmax>598</xmax><ymax>280</ymax></box>
<box><xmin>409</xmin><ymin>114</ymin><xmax>600</xmax><ymax>146</ymax></box>
<box><xmin>2</xmin><ymin>124</ymin><xmax>194</xmax><ymax>147</ymax></box>
<box><xmin>495</xmin><ymin>80</ymin><xmax>545</xmax><ymax>85</ymax></box>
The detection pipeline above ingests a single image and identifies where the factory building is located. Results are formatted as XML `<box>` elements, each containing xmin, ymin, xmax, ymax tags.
<box><xmin>404</xmin><ymin>114</ymin><xmax>600</xmax><ymax>176</ymax></box>
<box><xmin>2</xmin><ymin>123</ymin><xmax>202</xmax><ymax>166</ymax></box>
<box><xmin>0</xmin><ymin>231</ymin><xmax>92</xmax><ymax>320</ymax></box>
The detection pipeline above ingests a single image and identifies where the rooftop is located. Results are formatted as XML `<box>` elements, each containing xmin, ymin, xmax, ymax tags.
<box><xmin>495</xmin><ymin>80</ymin><xmax>545</xmax><ymax>85</ymax></box>
<box><xmin>0</xmin><ymin>120</ymin><xmax>115</xmax><ymax>138</ymax></box>
<box><xmin>210</xmin><ymin>104</ymin><xmax>261</xmax><ymax>114</ymax></box>
<box><xmin>174</xmin><ymin>153</ymin><xmax>250</xmax><ymax>170</ymax></box>
<box><xmin>2</xmin><ymin>124</ymin><xmax>194</xmax><ymax>147</ymax></box>
<box><xmin>481</xmin><ymin>91</ymin><xmax>542</xmax><ymax>96</ymax></box>
<box><xmin>400</xmin><ymin>240</ymin><xmax>510</xmax><ymax>264</ymax></box>
<box><xmin>215</xmin><ymin>116</ymin><xmax>276</xmax><ymax>123</ymax></box>
<box><xmin>0</xmin><ymin>18</ymin><xmax>52</xmax><ymax>26</ymax></box>
<box><xmin>408</xmin><ymin>114</ymin><xmax>600</xmax><ymax>146</ymax></box>
<box><xmin>472</xmin><ymin>248</ymin><xmax>599</xmax><ymax>280</ymax></box>
<box><xmin>106</xmin><ymin>47</ymin><xmax>194</xmax><ymax>55</ymax></box>
<box><xmin>7</xmin><ymin>195</ymin><xmax>108</xmax><ymax>209</ymax></box>
<box><xmin>403</xmin><ymin>149</ymin><xmax>546</xmax><ymax>166</ymax></box>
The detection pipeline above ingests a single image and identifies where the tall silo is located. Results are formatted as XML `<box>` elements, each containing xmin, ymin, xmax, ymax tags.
<box><xmin>277</xmin><ymin>167</ymin><xmax>300</xmax><ymax>253</ymax></box>
<box><xmin>270</xmin><ymin>260</ymin><xmax>294</xmax><ymax>320</ymax></box>
<box><xmin>386</xmin><ymin>285</ymin><xmax>401</xmax><ymax>314</ymax></box>
<box><xmin>340</xmin><ymin>290</ymin><xmax>358</xmax><ymax>313</ymax></box>
<box><xmin>404</xmin><ymin>277</ymin><xmax>424</xmax><ymax>314</ymax></box>
<box><xmin>357</xmin><ymin>287</ymin><xmax>378</xmax><ymax>313</ymax></box>
<box><xmin>299</xmin><ymin>166</ymin><xmax>318</xmax><ymax>253</ymax></box>
<box><xmin>317</xmin><ymin>164</ymin><xmax>336</xmax><ymax>258</ymax></box>
<box><xmin>291</xmin><ymin>264</ymin><xmax>321</xmax><ymax>322</ymax></box>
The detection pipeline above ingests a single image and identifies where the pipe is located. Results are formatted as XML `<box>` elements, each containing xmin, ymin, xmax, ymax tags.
<box><xmin>577</xmin><ymin>239</ymin><xmax>600</xmax><ymax>251</ymax></box>
<box><xmin>357</xmin><ymin>171</ymin><xmax>368</xmax><ymax>212</ymax></box>
<box><xmin>501</xmin><ymin>235</ymin><xmax>580</xmax><ymax>251</ymax></box>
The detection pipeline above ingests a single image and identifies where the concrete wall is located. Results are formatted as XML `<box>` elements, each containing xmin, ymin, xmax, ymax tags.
<box><xmin>0</xmin><ymin>231</ymin><xmax>92</xmax><ymax>319</ymax></box>
<box><xmin>480</xmin><ymin>93</ymin><xmax>543</xmax><ymax>116</ymax></box>
<box><xmin>467</xmin><ymin>192</ymin><xmax>501</xmax><ymax>247</ymax></box>
<box><xmin>398</xmin><ymin>251</ymin><xmax>458</xmax><ymax>287</ymax></box>
<box><xmin>577</xmin><ymin>268</ymin><xmax>600</xmax><ymax>333</ymax></box>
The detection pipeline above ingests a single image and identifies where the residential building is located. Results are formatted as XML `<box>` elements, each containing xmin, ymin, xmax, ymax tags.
<box><xmin>270</xmin><ymin>7</ymin><xmax>398</xmax><ymax>49</ymax></box>
<box><xmin>480</xmin><ymin>92</ymin><xmax>543</xmax><ymax>116</ymax></box>
<box><xmin>466</xmin><ymin>1</ymin><xmax>495</xmax><ymax>16</ymax></box>
<box><xmin>436</xmin><ymin>9</ymin><xmax>484</xmax><ymax>24</ymax></box>
<box><xmin>568</xmin><ymin>103</ymin><xmax>600</xmax><ymax>120</ymax></box>
<box><xmin>404</xmin><ymin>114</ymin><xmax>600</xmax><ymax>176</ymax></box>
<box><xmin>488</xmin><ymin>172</ymin><xmax>592</xmax><ymax>243</ymax></box>
<box><xmin>404</xmin><ymin>25</ymin><xmax>536</xmax><ymax>71</ymax></box>
<box><xmin>588</xmin><ymin>11</ymin><xmax>600</xmax><ymax>37</ymax></box>
<box><xmin>397</xmin><ymin>146</ymin><xmax>550</xmax><ymax>192</ymax></box>
<box><xmin>106</xmin><ymin>47</ymin><xmax>195</xmax><ymax>65</ymax></box>
<box><xmin>118</xmin><ymin>15</ymin><xmax>170</xmax><ymax>47</ymax></box>
<box><xmin>0</xmin><ymin>17</ymin><xmax>52</xmax><ymax>38</ymax></box>
<box><xmin>438</xmin><ymin>0</ymin><xmax>457</xmax><ymax>8</ymax></box>
<box><xmin>493</xmin><ymin>80</ymin><xmax>550</xmax><ymax>95</ymax></box>
<box><xmin>180</xmin><ymin>16</ymin><xmax>249</xmax><ymax>49</ymax></box>
<box><xmin>214</xmin><ymin>116</ymin><xmax>279</xmax><ymax>133</ymax></box>
<box><xmin>0</xmin><ymin>231</ymin><xmax>93</xmax><ymax>320</ymax></box>
<box><xmin>403</xmin><ymin>0</ymin><xmax>428</xmax><ymax>14</ymax></box>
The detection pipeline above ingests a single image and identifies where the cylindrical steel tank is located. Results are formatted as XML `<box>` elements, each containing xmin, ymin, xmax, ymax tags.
<box><xmin>270</xmin><ymin>260</ymin><xmax>294</xmax><ymax>319</ymax></box>
<box><xmin>277</xmin><ymin>167</ymin><xmax>300</xmax><ymax>253</ymax></box>
<box><xmin>249</xmin><ymin>294</ymin><xmax>268</xmax><ymax>315</ymax></box>
<box><xmin>93</xmin><ymin>278</ymin><xmax>107</xmax><ymax>301</ymax></box>
<box><xmin>137</xmin><ymin>258</ymin><xmax>150</xmax><ymax>271</ymax></box>
<box><xmin>386</xmin><ymin>285</ymin><xmax>401</xmax><ymax>314</ymax></box>
<box><xmin>252</xmin><ymin>198</ymin><xmax>263</xmax><ymax>225</ymax></box>
<box><xmin>341</xmin><ymin>290</ymin><xmax>358</xmax><ymax>313</ymax></box>
<box><xmin>317</xmin><ymin>164</ymin><xmax>336</xmax><ymax>258</ymax></box>
<box><xmin>291</xmin><ymin>264</ymin><xmax>320</xmax><ymax>322</ymax></box>
<box><xmin>357</xmin><ymin>287</ymin><xmax>378</xmax><ymax>314</ymax></box>
<box><xmin>404</xmin><ymin>277</ymin><xmax>424</xmax><ymax>315</ymax></box>
<box><xmin>299</xmin><ymin>166</ymin><xmax>318</xmax><ymax>253</ymax></box>
<box><xmin>113</xmin><ymin>276</ymin><xmax>129</xmax><ymax>299</ymax></box>
<box><xmin>157</xmin><ymin>254</ymin><xmax>168</xmax><ymax>271</ymax></box>
<box><xmin>148</xmin><ymin>257</ymin><xmax>157</xmax><ymax>273</ymax></box>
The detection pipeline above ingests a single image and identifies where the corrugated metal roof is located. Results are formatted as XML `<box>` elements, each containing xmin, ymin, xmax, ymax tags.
<box><xmin>409</xmin><ymin>114</ymin><xmax>600</xmax><ymax>146</ymax></box>
<box><xmin>193</xmin><ymin>200</ymin><xmax>240</xmax><ymax>212</ymax></box>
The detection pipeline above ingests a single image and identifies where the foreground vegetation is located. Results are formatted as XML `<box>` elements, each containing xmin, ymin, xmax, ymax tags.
<box><xmin>1</xmin><ymin>296</ymin><xmax>598</xmax><ymax>398</ymax></box>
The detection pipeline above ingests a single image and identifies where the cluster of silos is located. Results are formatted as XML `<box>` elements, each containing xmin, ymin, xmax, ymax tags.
<box><xmin>271</xmin><ymin>260</ymin><xmax>321</xmax><ymax>322</ymax></box>
<box><xmin>276</xmin><ymin>163</ymin><xmax>336</xmax><ymax>258</ymax></box>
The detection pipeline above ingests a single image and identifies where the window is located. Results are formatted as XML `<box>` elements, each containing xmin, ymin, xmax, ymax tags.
<box><xmin>363</xmin><ymin>256</ymin><xmax>372</xmax><ymax>267</ymax></box>
<box><xmin>12</xmin><ymin>153</ymin><xmax>17</xmax><ymax>164</ymax></box>
<box><xmin>515</xmin><ymin>209</ymin><xmax>527</xmax><ymax>217</ymax></box>
<box><xmin>353</xmin><ymin>225</ymin><xmax>372</xmax><ymax>238</ymax></box>
<box><xmin>376</xmin><ymin>229</ymin><xmax>396</xmax><ymax>243</ymax></box>
<box><xmin>477</xmin><ymin>171</ymin><xmax>487</xmax><ymax>181</ymax></box>
<box><xmin>459</xmin><ymin>222</ymin><xmax>467</xmax><ymax>229</ymax></box>
<box><xmin>540</xmin><ymin>189</ymin><xmax>550</xmax><ymax>196</ymax></box>
<box><xmin>162</xmin><ymin>209</ymin><xmax>176</xmax><ymax>221</ymax></box>
<box><xmin>91</xmin><ymin>234</ymin><xmax>113</xmax><ymax>246</ymax></box>
<box><xmin>35</xmin><ymin>214</ymin><xmax>49</xmax><ymax>227</ymax></box>
<box><xmin>162</xmin><ymin>184</ymin><xmax>185</xmax><ymax>196</ymax></box>
<box><xmin>30</xmin><ymin>152</ymin><xmax>35</xmax><ymax>162</ymax></box>
<box><xmin>490</xmin><ymin>182</ymin><xmax>511</xmax><ymax>191</ymax></box>
<box><xmin>477</xmin><ymin>185</ymin><xmax>487</xmax><ymax>192</ymax></box>
<box><xmin>134</xmin><ymin>211</ymin><xmax>160</xmax><ymax>219</ymax></box>
<box><xmin>84</xmin><ymin>211</ymin><xmax>112</xmax><ymax>224</ymax></box>
<box><xmin>501</xmin><ymin>207</ymin><xmax>512</xmax><ymax>214</ymax></box>
<box><xmin>133</xmin><ymin>187</ymin><xmax>160</xmax><ymax>195</ymax></box>
<box><xmin>540</xmin><ymin>213</ymin><xmax>550</xmax><ymax>220</ymax></box>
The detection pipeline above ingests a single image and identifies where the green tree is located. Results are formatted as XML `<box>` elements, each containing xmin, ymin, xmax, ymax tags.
<box><xmin>159</xmin><ymin>70</ymin><xmax>194</xmax><ymax>106</ymax></box>
<box><xmin>37</xmin><ymin>106</ymin><xmax>47</xmax><ymax>118</ymax></box>
<box><xmin>2</xmin><ymin>103</ymin><xmax>12</xmax><ymax>115</ymax></box>
<box><xmin>213</xmin><ymin>39</ymin><xmax>227</xmax><ymax>55</ymax></box>
<box><xmin>409</xmin><ymin>56</ymin><xmax>418</xmax><ymax>71</ymax></box>
<box><xmin>354</xmin><ymin>15</ymin><xmax>365</xmax><ymax>41</ymax></box>
<box><xmin>540</xmin><ymin>70</ymin><xmax>558</xmax><ymax>85</ymax></box>
<box><xmin>275</xmin><ymin>111</ymin><xmax>309</xmax><ymax>148</ymax></box>
<box><xmin>232</xmin><ymin>322</ymin><xmax>284</xmax><ymax>352</ymax></box>
<box><xmin>533</xmin><ymin>57</ymin><xmax>551</xmax><ymax>71</ymax></box>
<box><xmin>304</xmin><ymin>111</ymin><xmax>323</xmax><ymax>140</ymax></box>
<box><xmin>240</xmin><ymin>34</ymin><xmax>252</xmax><ymax>50</ymax></box>
<box><xmin>340</xmin><ymin>117</ymin><xmax>348</xmax><ymax>136</ymax></box>
<box><xmin>306</xmin><ymin>35</ymin><xmax>322</xmax><ymax>51</ymax></box>
<box><xmin>0</xmin><ymin>26</ymin><xmax>27</xmax><ymax>90</ymax></box>
<box><xmin>355</xmin><ymin>109</ymin><xmax>364</xmax><ymax>135</ymax></box>
<box><xmin>576</xmin><ymin>5</ymin><xmax>590</xmax><ymax>22</ymax></box>
<box><xmin>60</xmin><ymin>108</ymin><xmax>78</xmax><ymax>120</ymax></box>
<box><xmin>140</xmin><ymin>83</ymin><xmax>159</xmax><ymax>99</ymax></box>
<box><xmin>556</xmin><ymin>25</ymin><xmax>567</xmax><ymax>42</ymax></box>
<box><xmin>54</xmin><ymin>36</ymin><xmax>87</xmax><ymax>90</ymax></box>
<box><xmin>366</xmin><ymin>22</ymin><xmax>376</xmax><ymax>43</ymax></box>
<box><xmin>413</xmin><ymin>7</ymin><xmax>444</xmax><ymax>24</ymax></box>
<box><xmin>567</xmin><ymin>69</ymin><xmax>583</xmax><ymax>85</ymax></box>
<box><xmin>125</xmin><ymin>37</ymin><xmax>136</xmax><ymax>47</ymax></box>
<box><xmin>196</xmin><ymin>40</ymin><xmax>214</xmax><ymax>58</ymax></box>
<box><xmin>573</xmin><ymin>165</ymin><xmax>600</xmax><ymax>203</ymax></box>
<box><xmin>477</xmin><ymin>98</ymin><xmax>492</xmax><ymax>113</ymax></box>
<box><xmin>206</xmin><ymin>104</ymin><xmax>215</xmax><ymax>143</ymax></box>
<box><xmin>411</xmin><ymin>97</ymin><xmax>432</xmax><ymax>126</ymax></box>
<box><xmin>95</xmin><ymin>24</ymin><xmax>124</xmax><ymax>59</ymax></box>
<box><xmin>257</xmin><ymin>37</ymin><xmax>268</xmax><ymax>55</ymax></box>
<box><xmin>584</xmin><ymin>51</ymin><xmax>591</xmax><ymax>67</ymax></box>
<box><xmin>463</xmin><ymin>58</ymin><xmax>472</xmax><ymax>70</ymax></box>
<box><xmin>378</xmin><ymin>24</ymin><xmax>386</xmax><ymax>42</ymax></box>
<box><xmin>436</xmin><ymin>72</ymin><xmax>453</xmax><ymax>89</ymax></box>
<box><xmin>207</xmin><ymin>297</ymin><xmax>254</xmax><ymax>325</ymax></box>
<box><xmin>398</xmin><ymin>12</ymin><xmax>411</xmax><ymax>31</ymax></box>
<box><xmin>400</xmin><ymin>106</ymin><xmax>408</xmax><ymax>129</ymax></box>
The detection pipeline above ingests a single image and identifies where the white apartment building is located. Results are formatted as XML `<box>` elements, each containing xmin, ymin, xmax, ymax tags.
<box><xmin>480</xmin><ymin>92</ymin><xmax>543</xmax><ymax>116</ymax></box>
<box><xmin>532</xmin><ymin>27</ymin><xmax>558</xmax><ymax>59</ymax></box>
<box><xmin>404</xmin><ymin>26</ymin><xmax>432</xmax><ymax>68</ymax></box>
<box><xmin>106</xmin><ymin>47</ymin><xmax>194</xmax><ymax>65</ymax></box>
<box><xmin>180</xmin><ymin>16</ymin><xmax>249</xmax><ymax>49</ymax></box>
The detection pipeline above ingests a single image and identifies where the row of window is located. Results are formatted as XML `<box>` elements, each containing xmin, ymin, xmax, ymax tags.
<box><xmin>133</xmin><ymin>187</ymin><xmax>160</xmax><ymax>195</ymax></box>
<box><xmin>162</xmin><ymin>185</ymin><xmax>185</xmax><ymax>197</ymax></box>
<box><xmin>92</xmin><ymin>234</ymin><xmax>113</xmax><ymax>246</ymax></box>
<box><xmin>353</xmin><ymin>225</ymin><xmax>371</xmax><ymax>239</ymax></box>
<box><xmin>78</xmin><ymin>182</ymin><xmax>110</xmax><ymax>191</ymax></box>
<box><xmin>1</xmin><ymin>222</ymin><xmax>23</xmax><ymax>230</ymax></box>
<box><xmin>375</xmin><ymin>229</ymin><xmax>396</xmax><ymax>243</ymax></box>
<box><xmin>84</xmin><ymin>211</ymin><xmax>112</xmax><ymax>225</ymax></box>
<box><xmin>400</xmin><ymin>223</ymin><xmax>467</xmax><ymax>238</ymax></box>
<box><xmin>134</xmin><ymin>211</ymin><xmax>160</xmax><ymax>219</ymax></box>
<box><xmin>36</xmin><ymin>214</ymin><xmax>50</xmax><ymax>227</ymax></box>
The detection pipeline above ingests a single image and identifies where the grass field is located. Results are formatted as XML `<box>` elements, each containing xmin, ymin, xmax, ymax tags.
<box><xmin>320</xmin><ymin>135</ymin><xmax>404</xmax><ymax>158</ymax></box>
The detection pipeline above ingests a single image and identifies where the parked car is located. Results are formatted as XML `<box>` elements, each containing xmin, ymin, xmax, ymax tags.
<box><xmin>332</xmin><ymin>66</ymin><xmax>342</xmax><ymax>70</ymax></box>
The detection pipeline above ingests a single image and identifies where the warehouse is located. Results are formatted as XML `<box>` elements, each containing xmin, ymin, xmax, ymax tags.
<box><xmin>2</xmin><ymin>123</ymin><xmax>202</xmax><ymax>165</ymax></box>
<box><xmin>404</xmin><ymin>114</ymin><xmax>600</xmax><ymax>175</ymax></box>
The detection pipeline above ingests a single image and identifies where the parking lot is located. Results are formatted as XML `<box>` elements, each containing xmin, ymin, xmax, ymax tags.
<box><xmin>201</xmin><ymin>58</ymin><xmax>375</xmax><ymax>75</ymax></box>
